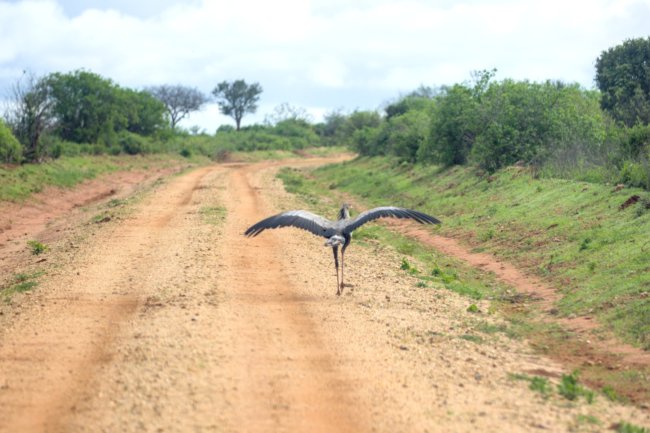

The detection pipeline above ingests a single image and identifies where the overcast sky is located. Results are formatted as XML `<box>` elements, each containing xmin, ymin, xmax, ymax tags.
<box><xmin>1</xmin><ymin>0</ymin><xmax>649</xmax><ymax>131</ymax></box>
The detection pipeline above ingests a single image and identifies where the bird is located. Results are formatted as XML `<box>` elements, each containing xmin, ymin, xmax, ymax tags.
<box><xmin>244</xmin><ymin>203</ymin><xmax>441</xmax><ymax>295</ymax></box>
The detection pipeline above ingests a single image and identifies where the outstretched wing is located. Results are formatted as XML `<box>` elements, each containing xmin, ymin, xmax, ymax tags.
<box><xmin>244</xmin><ymin>210</ymin><xmax>335</xmax><ymax>238</ymax></box>
<box><xmin>343</xmin><ymin>206</ymin><xmax>441</xmax><ymax>234</ymax></box>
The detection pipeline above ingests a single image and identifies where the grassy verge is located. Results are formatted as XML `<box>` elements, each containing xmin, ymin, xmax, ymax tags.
<box><xmin>227</xmin><ymin>146</ymin><xmax>349</xmax><ymax>162</ymax></box>
<box><xmin>1</xmin><ymin>271</ymin><xmax>45</xmax><ymax>302</ymax></box>
<box><xmin>302</xmin><ymin>157</ymin><xmax>650</xmax><ymax>350</ymax></box>
<box><xmin>277</xmin><ymin>159</ymin><xmax>650</xmax><ymax>404</ymax></box>
<box><xmin>0</xmin><ymin>153</ymin><xmax>209</xmax><ymax>203</ymax></box>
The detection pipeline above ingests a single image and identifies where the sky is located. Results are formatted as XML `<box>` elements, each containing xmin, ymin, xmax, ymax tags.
<box><xmin>1</xmin><ymin>0</ymin><xmax>649</xmax><ymax>131</ymax></box>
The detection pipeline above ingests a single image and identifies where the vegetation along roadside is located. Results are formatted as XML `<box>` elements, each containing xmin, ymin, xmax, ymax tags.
<box><xmin>277</xmin><ymin>157</ymin><xmax>650</xmax><ymax>405</ymax></box>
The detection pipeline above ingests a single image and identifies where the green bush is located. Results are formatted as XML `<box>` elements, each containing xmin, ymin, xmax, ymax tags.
<box><xmin>0</xmin><ymin>120</ymin><xmax>23</xmax><ymax>163</ymax></box>
<box><xmin>619</xmin><ymin>160</ymin><xmax>650</xmax><ymax>189</ymax></box>
<box><xmin>119</xmin><ymin>131</ymin><xmax>150</xmax><ymax>155</ymax></box>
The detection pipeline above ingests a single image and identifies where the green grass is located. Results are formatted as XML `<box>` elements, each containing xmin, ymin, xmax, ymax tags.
<box><xmin>276</xmin><ymin>158</ymin><xmax>650</xmax><ymax>405</ymax></box>
<box><xmin>616</xmin><ymin>422</ymin><xmax>649</xmax><ymax>433</ymax></box>
<box><xmin>304</xmin><ymin>156</ymin><xmax>650</xmax><ymax>350</ymax></box>
<box><xmin>557</xmin><ymin>371</ymin><xmax>595</xmax><ymax>403</ymax></box>
<box><xmin>0</xmin><ymin>154</ymin><xmax>196</xmax><ymax>203</ymax></box>
<box><xmin>300</xmin><ymin>145</ymin><xmax>350</xmax><ymax>157</ymax></box>
<box><xmin>199</xmin><ymin>205</ymin><xmax>227</xmax><ymax>225</ymax></box>
<box><xmin>529</xmin><ymin>376</ymin><xmax>552</xmax><ymax>397</ymax></box>
<box><xmin>1</xmin><ymin>271</ymin><xmax>45</xmax><ymax>300</ymax></box>
<box><xmin>509</xmin><ymin>373</ymin><xmax>552</xmax><ymax>398</ymax></box>
<box><xmin>26</xmin><ymin>240</ymin><xmax>48</xmax><ymax>255</ymax></box>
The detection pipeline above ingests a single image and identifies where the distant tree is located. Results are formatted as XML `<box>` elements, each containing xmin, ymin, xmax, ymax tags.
<box><xmin>385</xmin><ymin>110</ymin><xmax>431</xmax><ymax>163</ymax></box>
<box><xmin>46</xmin><ymin>70</ymin><xmax>124</xmax><ymax>143</ymax></box>
<box><xmin>343</xmin><ymin>110</ymin><xmax>382</xmax><ymax>155</ymax></box>
<box><xmin>46</xmin><ymin>70</ymin><xmax>166</xmax><ymax>144</ymax></box>
<box><xmin>4</xmin><ymin>72</ymin><xmax>55</xmax><ymax>162</ymax></box>
<box><xmin>264</xmin><ymin>102</ymin><xmax>312</xmax><ymax>125</ymax></box>
<box><xmin>317</xmin><ymin>109</ymin><xmax>347</xmax><ymax>146</ymax></box>
<box><xmin>211</xmin><ymin>80</ymin><xmax>262</xmax><ymax>130</ymax></box>
<box><xmin>385</xmin><ymin>86</ymin><xmax>439</xmax><ymax>119</ymax></box>
<box><xmin>120</xmin><ymin>89</ymin><xmax>167</xmax><ymax>136</ymax></box>
<box><xmin>418</xmin><ymin>84</ymin><xmax>478</xmax><ymax>166</ymax></box>
<box><xmin>146</xmin><ymin>84</ymin><xmax>207</xmax><ymax>130</ymax></box>
<box><xmin>596</xmin><ymin>37</ymin><xmax>650</xmax><ymax>126</ymax></box>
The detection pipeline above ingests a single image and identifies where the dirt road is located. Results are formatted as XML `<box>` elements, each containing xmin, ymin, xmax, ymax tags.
<box><xmin>0</xmin><ymin>158</ymin><xmax>647</xmax><ymax>432</ymax></box>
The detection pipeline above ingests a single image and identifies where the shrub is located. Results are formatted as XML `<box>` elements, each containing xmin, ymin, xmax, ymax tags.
<box><xmin>119</xmin><ymin>131</ymin><xmax>150</xmax><ymax>155</ymax></box>
<box><xmin>0</xmin><ymin>120</ymin><xmax>23</xmax><ymax>163</ymax></box>
<box><xmin>619</xmin><ymin>160</ymin><xmax>650</xmax><ymax>189</ymax></box>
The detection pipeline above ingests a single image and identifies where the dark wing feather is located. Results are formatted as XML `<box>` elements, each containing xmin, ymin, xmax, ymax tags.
<box><xmin>244</xmin><ymin>210</ymin><xmax>335</xmax><ymax>238</ymax></box>
<box><xmin>343</xmin><ymin>206</ymin><xmax>440</xmax><ymax>234</ymax></box>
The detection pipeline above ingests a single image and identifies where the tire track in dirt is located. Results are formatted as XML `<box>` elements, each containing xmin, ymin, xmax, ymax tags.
<box><xmin>1</xmin><ymin>157</ymin><xmax>648</xmax><ymax>433</ymax></box>
<box><xmin>0</xmin><ymin>166</ymin><xmax>213</xmax><ymax>433</ymax></box>
<box><xmin>214</xmin><ymin>163</ymin><xmax>363</xmax><ymax>433</ymax></box>
<box><xmin>384</xmin><ymin>220</ymin><xmax>650</xmax><ymax>366</ymax></box>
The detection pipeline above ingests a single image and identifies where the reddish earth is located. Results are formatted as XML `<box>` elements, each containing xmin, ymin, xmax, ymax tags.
<box><xmin>384</xmin><ymin>219</ymin><xmax>650</xmax><ymax>366</ymax></box>
<box><xmin>0</xmin><ymin>157</ymin><xmax>648</xmax><ymax>432</ymax></box>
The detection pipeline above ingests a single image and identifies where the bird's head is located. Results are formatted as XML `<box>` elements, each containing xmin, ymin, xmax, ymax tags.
<box><xmin>325</xmin><ymin>235</ymin><xmax>345</xmax><ymax>247</ymax></box>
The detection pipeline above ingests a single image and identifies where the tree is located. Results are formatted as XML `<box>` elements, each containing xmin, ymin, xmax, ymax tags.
<box><xmin>46</xmin><ymin>70</ymin><xmax>166</xmax><ymax>144</ymax></box>
<box><xmin>418</xmin><ymin>84</ymin><xmax>478</xmax><ymax>166</ymax></box>
<box><xmin>4</xmin><ymin>72</ymin><xmax>55</xmax><ymax>162</ymax></box>
<box><xmin>596</xmin><ymin>37</ymin><xmax>650</xmax><ymax>127</ymax></box>
<box><xmin>211</xmin><ymin>80</ymin><xmax>262</xmax><ymax>130</ymax></box>
<box><xmin>385</xmin><ymin>110</ymin><xmax>431</xmax><ymax>163</ymax></box>
<box><xmin>120</xmin><ymin>89</ymin><xmax>167</xmax><ymax>136</ymax></box>
<box><xmin>46</xmin><ymin>70</ymin><xmax>125</xmax><ymax>143</ymax></box>
<box><xmin>146</xmin><ymin>84</ymin><xmax>207</xmax><ymax>130</ymax></box>
<box><xmin>264</xmin><ymin>102</ymin><xmax>312</xmax><ymax>125</ymax></box>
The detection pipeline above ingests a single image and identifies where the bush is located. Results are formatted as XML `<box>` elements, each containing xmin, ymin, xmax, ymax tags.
<box><xmin>0</xmin><ymin>120</ymin><xmax>23</xmax><ymax>163</ymax></box>
<box><xmin>619</xmin><ymin>160</ymin><xmax>650</xmax><ymax>189</ymax></box>
<box><xmin>119</xmin><ymin>131</ymin><xmax>150</xmax><ymax>155</ymax></box>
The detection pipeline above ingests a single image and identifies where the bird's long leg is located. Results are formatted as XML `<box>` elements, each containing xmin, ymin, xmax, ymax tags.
<box><xmin>333</xmin><ymin>246</ymin><xmax>341</xmax><ymax>296</ymax></box>
<box><xmin>341</xmin><ymin>242</ymin><xmax>349</xmax><ymax>293</ymax></box>
<box><xmin>340</xmin><ymin>248</ymin><xmax>345</xmax><ymax>294</ymax></box>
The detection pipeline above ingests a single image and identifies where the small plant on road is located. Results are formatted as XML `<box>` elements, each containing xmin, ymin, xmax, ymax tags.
<box><xmin>615</xmin><ymin>422</ymin><xmax>649</xmax><ymax>433</ymax></box>
<box><xmin>1</xmin><ymin>271</ymin><xmax>44</xmax><ymax>300</ymax></box>
<box><xmin>27</xmin><ymin>240</ymin><xmax>48</xmax><ymax>255</ymax></box>
<box><xmin>529</xmin><ymin>376</ymin><xmax>552</xmax><ymax>398</ymax></box>
<box><xmin>558</xmin><ymin>371</ymin><xmax>595</xmax><ymax>403</ymax></box>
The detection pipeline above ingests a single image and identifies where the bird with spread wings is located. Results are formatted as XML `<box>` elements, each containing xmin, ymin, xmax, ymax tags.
<box><xmin>244</xmin><ymin>203</ymin><xmax>441</xmax><ymax>295</ymax></box>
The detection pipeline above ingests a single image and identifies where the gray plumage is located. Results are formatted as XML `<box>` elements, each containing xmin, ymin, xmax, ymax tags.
<box><xmin>244</xmin><ymin>203</ymin><xmax>441</xmax><ymax>295</ymax></box>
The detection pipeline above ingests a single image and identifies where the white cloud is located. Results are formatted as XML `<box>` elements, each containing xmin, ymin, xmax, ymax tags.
<box><xmin>1</xmin><ymin>0</ymin><xmax>650</xmax><ymax>129</ymax></box>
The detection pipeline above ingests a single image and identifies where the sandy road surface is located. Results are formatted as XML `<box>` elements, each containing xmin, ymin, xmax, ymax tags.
<box><xmin>0</xmin><ymin>158</ymin><xmax>648</xmax><ymax>433</ymax></box>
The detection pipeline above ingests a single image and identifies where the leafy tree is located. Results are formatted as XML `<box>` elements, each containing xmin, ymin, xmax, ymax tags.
<box><xmin>596</xmin><ymin>37</ymin><xmax>650</xmax><ymax>126</ymax></box>
<box><xmin>343</xmin><ymin>110</ymin><xmax>383</xmax><ymax>154</ymax></box>
<box><xmin>4</xmin><ymin>72</ymin><xmax>55</xmax><ymax>162</ymax></box>
<box><xmin>120</xmin><ymin>89</ymin><xmax>167</xmax><ymax>136</ymax></box>
<box><xmin>418</xmin><ymin>84</ymin><xmax>478</xmax><ymax>165</ymax></box>
<box><xmin>471</xmin><ymin>80</ymin><xmax>555</xmax><ymax>171</ymax></box>
<box><xmin>385</xmin><ymin>94</ymin><xmax>434</xmax><ymax>120</ymax></box>
<box><xmin>46</xmin><ymin>70</ymin><xmax>125</xmax><ymax>143</ymax></box>
<box><xmin>386</xmin><ymin>110</ymin><xmax>431</xmax><ymax>162</ymax></box>
<box><xmin>317</xmin><ymin>109</ymin><xmax>347</xmax><ymax>146</ymax></box>
<box><xmin>0</xmin><ymin>119</ymin><xmax>22</xmax><ymax>163</ymax></box>
<box><xmin>146</xmin><ymin>84</ymin><xmax>208</xmax><ymax>130</ymax></box>
<box><xmin>211</xmin><ymin>80</ymin><xmax>262</xmax><ymax>130</ymax></box>
<box><xmin>385</xmin><ymin>86</ymin><xmax>439</xmax><ymax>120</ymax></box>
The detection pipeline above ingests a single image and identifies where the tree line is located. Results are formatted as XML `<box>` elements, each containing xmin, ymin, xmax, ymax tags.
<box><xmin>0</xmin><ymin>70</ymin><xmax>263</xmax><ymax>162</ymax></box>
<box><xmin>319</xmin><ymin>38</ymin><xmax>650</xmax><ymax>189</ymax></box>
<box><xmin>1</xmin><ymin>37</ymin><xmax>649</xmax><ymax>189</ymax></box>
